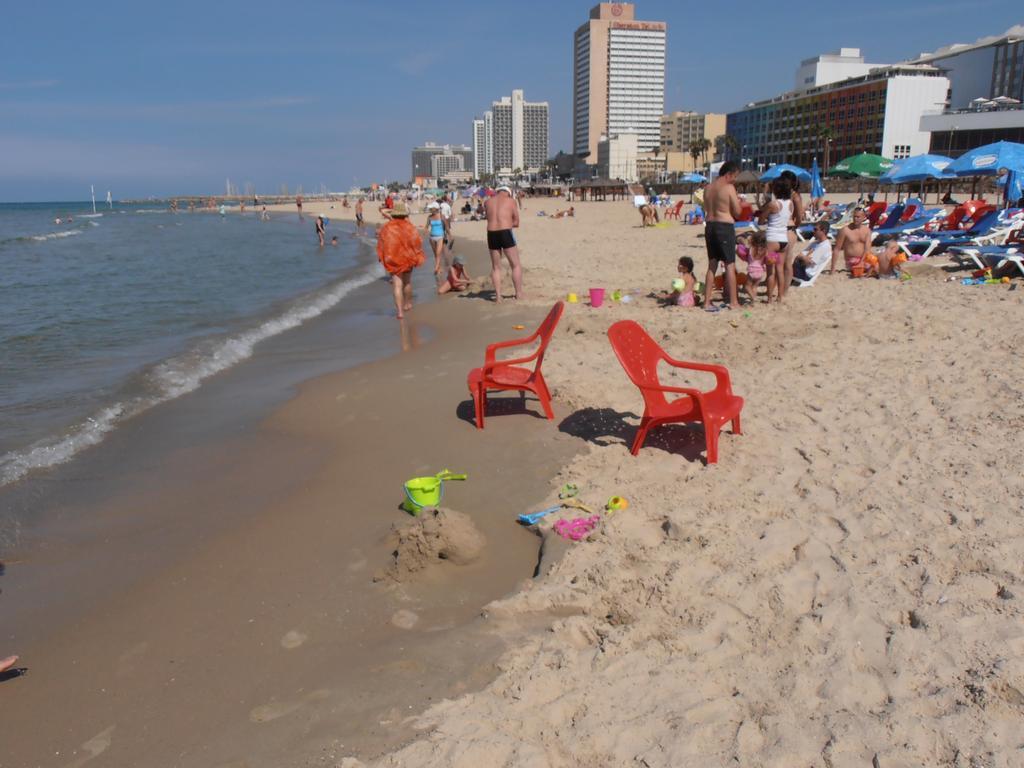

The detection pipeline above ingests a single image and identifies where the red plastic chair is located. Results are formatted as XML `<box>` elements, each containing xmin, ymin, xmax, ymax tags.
<box><xmin>467</xmin><ymin>301</ymin><xmax>564</xmax><ymax>429</ymax></box>
<box><xmin>607</xmin><ymin>320</ymin><xmax>743</xmax><ymax>464</ymax></box>
<box><xmin>664</xmin><ymin>200</ymin><xmax>685</xmax><ymax>220</ymax></box>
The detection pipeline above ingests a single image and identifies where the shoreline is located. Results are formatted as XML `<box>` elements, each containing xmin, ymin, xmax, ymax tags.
<box><xmin>0</xmin><ymin>208</ymin><xmax>584</xmax><ymax>765</ymax></box>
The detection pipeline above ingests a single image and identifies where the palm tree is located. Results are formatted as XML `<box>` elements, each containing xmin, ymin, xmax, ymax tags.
<box><xmin>816</xmin><ymin>126</ymin><xmax>836</xmax><ymax>171</ymax></box>
<box><xmin>723</xmin><ymin>134</ymin><xmax>741</xmax><ymax>162</ymax></box>
<box><xmin>697</xmin><ymin>138</ymin><xmax>712</xmax><ymax>170</ymax></box>
<box><xmin>688</xmin><ymin>141</ymin><xmax>702</xmax><ymax>172</ymax></box>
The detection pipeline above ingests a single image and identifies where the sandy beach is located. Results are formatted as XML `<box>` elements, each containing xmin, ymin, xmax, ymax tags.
<box><xmin>318</xmin><ymin>198</ymin><xmax>1023</xmax><ymax>767</ymax></box>
<box><xmin>3</xmin><ymin>196</ymin><xmax>1023</xmax><ymax>767</ymax></box>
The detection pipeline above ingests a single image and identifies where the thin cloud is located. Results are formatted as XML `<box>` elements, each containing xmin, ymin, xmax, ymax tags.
<box><xmin>0</xmin><ymin>79</ymin><xmax>58</xmax><ymax>90</ymax></box>
<box><xmin>395</xmin><ymin>52</ymin><xmax>439</xmax><ymax>76</ymax></box>
<box><xmin>0</xmin><ymin>96</ymin><xmax>315</xmax><ymax>121</ymax></box>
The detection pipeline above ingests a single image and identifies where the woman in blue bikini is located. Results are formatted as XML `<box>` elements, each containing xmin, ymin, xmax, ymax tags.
<box><xmin>423</xmin><ymin>201</ymin><xmax>449</xmax><ymax>277</ymax></box>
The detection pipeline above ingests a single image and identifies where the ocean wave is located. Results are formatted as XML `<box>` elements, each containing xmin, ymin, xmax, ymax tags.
<box><xmin>29</xmin><ymin>229</ymin><xmax>83</xmax><ymax>242</ymax></box>
<box><xmin>0</xmin><ymin>264</ymin><xmax>382</xmax><ymax>488</ymax></box>
<box><xmin>79</xmin><ymin>213</ymin><xmax>104</xmax><ymax>218</ymax></box>
<box><xmin>134</xmin><ymin>208</ymin><xmax>170</xmax><ymax>214</ymax></box>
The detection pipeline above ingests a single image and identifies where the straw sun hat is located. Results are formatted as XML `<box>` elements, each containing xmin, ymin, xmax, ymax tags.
<box><xmin>389</xmin><ymin>201</ymin><xmax>410</xmax><ymax>217</ymax></box>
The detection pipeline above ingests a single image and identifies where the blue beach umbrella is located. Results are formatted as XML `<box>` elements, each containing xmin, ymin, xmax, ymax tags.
<box><xmin>810</xmin><ymin>158</ymin><xmax>825</xmax><ymax>199</ymax></box>
<box><xmin>760</xmin><ymin>163</ymin><xmax>811</xmax><ymax>182</ymax></box>
<box><xmin>878</xmin><ymin>154</ymin><xmax>954</xmax><ymax>184</ymax></box>
<box><xmin>1001</xmin><ymin>169</ymin><xmax>1023</xmax><ymax>206</ymax></box>
<box><xmin>946</xmin><ymin>141</ymin><xmax>1024</xmax><ymax>177</ymax></box>
<box><xmin>679</xmin><ymin>172</ymin><xmax>708</xmax><ymax>183</ymax></box>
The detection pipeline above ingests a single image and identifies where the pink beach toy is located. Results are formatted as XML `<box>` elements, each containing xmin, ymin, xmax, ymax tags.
<box><xmin>589</xmin><ymin>288</ymin><xmax>605</xmax><ymax>308</ymax></box>
<box><xmin>553</xmin><ymin>515</ymin><xmax>601</xmax><ymax>541</ymax></box>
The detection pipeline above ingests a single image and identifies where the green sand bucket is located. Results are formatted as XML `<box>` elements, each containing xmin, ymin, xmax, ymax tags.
<box><xmin>401</xmin><ymin>470</ymin><xmax>467</xmax><ymax>515</ymax></box>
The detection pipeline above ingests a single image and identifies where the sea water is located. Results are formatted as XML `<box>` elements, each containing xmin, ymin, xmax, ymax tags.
<box><xmin>0</xmin><ymin>202</ymin><xmax>380</xmax><ymax>487</ymax></box>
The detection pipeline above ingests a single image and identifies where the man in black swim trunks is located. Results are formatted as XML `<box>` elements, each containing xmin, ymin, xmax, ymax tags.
<box><xmin>485</xmin><ymin>185</ymin><xmax>523</xmax><ymax>302</ymax></box>
<box><xmin>703</xmin><ymin>161</ymin><xmax>743</xmax><ymax>310</ymax></box>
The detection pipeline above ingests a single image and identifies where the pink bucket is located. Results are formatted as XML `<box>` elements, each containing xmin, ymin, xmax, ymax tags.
<box><xmin>589</xmin><ymin>288</ymin><xmax>605</xmax><ymax>307</ymax></box>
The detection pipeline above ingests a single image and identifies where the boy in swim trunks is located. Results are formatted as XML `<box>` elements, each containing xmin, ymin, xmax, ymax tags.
<box><xmin>703</xmin><ymin>161</ymin><xmax>743</xmax><ymax>310</ymax></box>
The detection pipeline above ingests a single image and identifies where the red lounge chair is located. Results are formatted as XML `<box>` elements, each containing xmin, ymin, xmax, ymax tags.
<box><xmin>665</xmin><ymin>200</ymin><xmax>685</xmax><ymax>220</ymax></box>
<box><xmin>467</xmin><ymin>301</ymin><xmax>564</xmax><ymax>429</ymax></box>
<box><xmin>864</xmin><ymin>202</ymin><xmax>887</xmax><ymax>227</ymax></box>
<box><xmin>608</xmin><ymin>320</ymin><xmax>743</xmax><ymax>464</ymax></box>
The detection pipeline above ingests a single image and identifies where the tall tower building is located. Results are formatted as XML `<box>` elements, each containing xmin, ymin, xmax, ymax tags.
<box><xmin>573</xmin><ymin>3</ymin><xmax>666</xmax><ymax>159</ymax></box>
<box><xmin>472</xmin><ymin>118</ymin><xmax>487</xmax><ymax>178</ymax></box>
<box><xmin>484</xmin><ymin>111</ymin><xmax>494</xmax><ymax>174</ymax></box>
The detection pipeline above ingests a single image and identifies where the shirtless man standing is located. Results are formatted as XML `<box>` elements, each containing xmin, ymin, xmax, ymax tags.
<box><xmin>485</xmin><ymin>185</ymin><xmax>522</xmax><ymax>302</ymax></box>
<box><xmin>703</xmin><ymin>161</ymin><xmax>743</xmax><ymax>310</ymax></box>
<box><xmin>832</xmin><ymin>207</ymin><xmax>872</xmax><ymax>274</ymax></box>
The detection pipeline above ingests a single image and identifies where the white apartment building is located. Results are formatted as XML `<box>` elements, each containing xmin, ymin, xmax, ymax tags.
<box><xmin>597</xmin><ymin>133</ymin><xmax>639</xmax><ymax>182</ymax></box>
<box><xmin>431</xmin><ymin>153</ymin><xmax>464</xmax><ymax>179</ymax></box>
<box><xmin>472</xmin><ymin>118</ymin><xmax>487</xmax><ymax>178</ymax></box>
<box><xmin>794</xmin><ymin>48</ymin><xmax>883</xmax><ymax>92</ymax></box>
<box><xmin>574</xmin><ymin>3</ymin><xmax>666</xmax><ymax>159</ymax></box>
<box><xmin>474</xmin><ymin>89</ymin><xmax>549</xmax><ymax>176</ymax></box>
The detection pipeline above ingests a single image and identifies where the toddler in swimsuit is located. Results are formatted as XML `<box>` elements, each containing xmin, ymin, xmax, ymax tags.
<box><xmin>742</xmin><ymin>231</ymin><xmax>767</xmax><ymax>303</ymax></box>
<box><xmin>670</xmin><ymin>256</ymin><xmax>698</xmax><ymax>307</ymax></box>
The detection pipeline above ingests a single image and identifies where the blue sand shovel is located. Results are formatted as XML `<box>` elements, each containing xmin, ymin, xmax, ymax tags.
<box><xmin>518</xmin><ymin>505</ymin><xmax>562</xmax><ymax>526</ymax></box>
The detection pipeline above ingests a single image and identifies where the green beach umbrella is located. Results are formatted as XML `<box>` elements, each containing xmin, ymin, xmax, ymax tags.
<box><xmin>828</xmin><ymin>152</ymin><xmax>895</xmax><ymax>178</ymax></box>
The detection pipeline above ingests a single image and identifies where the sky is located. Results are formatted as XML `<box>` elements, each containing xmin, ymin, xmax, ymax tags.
<box><xmin>2</xmin><ymin>0</ymin><xmax>1021</xmax><ymax>201</ymax></box>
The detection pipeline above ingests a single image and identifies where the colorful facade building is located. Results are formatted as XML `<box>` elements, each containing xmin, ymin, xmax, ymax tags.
<box><xmin>726</xmin><ymin>65</ymin><xmax>949</xmax><ymax>170</ymax></box>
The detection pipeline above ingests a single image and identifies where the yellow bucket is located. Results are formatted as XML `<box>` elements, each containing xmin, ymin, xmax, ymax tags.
<box><xmin>401</xmin><ymin>470</ymin><xmax>466</xmax><ymax>515</ymax></box>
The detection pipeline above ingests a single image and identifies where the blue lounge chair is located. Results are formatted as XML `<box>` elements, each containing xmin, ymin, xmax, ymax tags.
<box><xmin>895</xmin><ymin>210</ymin><xmax>1005</xmax><ymax>259</ymax></box>
<box><xmin>872</xmin><ymin>208</ymin><xmax>946</xmax><ymax>243</ymax></box>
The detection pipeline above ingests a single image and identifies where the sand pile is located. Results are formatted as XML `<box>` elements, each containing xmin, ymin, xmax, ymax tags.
<box><xmin>350</xmin><ymin>200</ymin><xmax>1024</xmax><ymax>767</ymax></box>
<box><xmin>376</xmin><ymin>508</ymin><xmax>486</xmax><ymax>583</ymax></box>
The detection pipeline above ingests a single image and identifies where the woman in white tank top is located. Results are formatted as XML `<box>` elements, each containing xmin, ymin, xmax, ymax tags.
<box><xmin>756</xmin><ymin>177</ymin><xmax>793</xmax><ymax>303</ymax></box>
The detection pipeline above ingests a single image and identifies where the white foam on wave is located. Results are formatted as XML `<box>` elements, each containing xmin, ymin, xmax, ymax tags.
<box><xmin>0</xmin><ymin>265</ymin><xmax>382</xmax><ymax>488</ymax></box>
<box><xmin>0</xmin><ymin>405</ymin><xmax>124</xmax><ymax>487</ymax></box>
<box><xmin>79</xmin><ymin>213</ymin><xmax>104</xmax><ymax>218</ymax></box>
<box><xmin>30</xmin><ymin>229</ymin><xmax>83</xmax><ymax>242</ymax></box>
<box><xmin>151</xmin><ymin>266</ymin><xmax>380</xmax><ymax>398</ymax></box>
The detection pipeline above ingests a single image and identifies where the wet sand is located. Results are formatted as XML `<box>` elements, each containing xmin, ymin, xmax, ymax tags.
<box><xmin>0</xmin><ymin>228</ymin><xmax>579</xmax><ymax>766</ymax></box>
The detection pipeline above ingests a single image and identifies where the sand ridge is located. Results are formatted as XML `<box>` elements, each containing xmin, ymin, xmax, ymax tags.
<box><xmin>332</xmin><ymin>198</ymin><xmax>1024</xmax><ymax>767</ymax></box>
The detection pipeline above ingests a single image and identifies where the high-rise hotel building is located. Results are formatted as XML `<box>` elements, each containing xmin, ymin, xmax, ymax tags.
<box><xmin>573</xmin><ymin>3</ymin><xmax>666</xmax><ymax>160</ymax></box>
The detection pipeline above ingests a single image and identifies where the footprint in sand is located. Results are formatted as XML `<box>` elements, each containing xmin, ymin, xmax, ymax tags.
<box><xmin>249</xmin><ymin>689</ymin><xmax>331</xmax><ymax>723</ymax></box>
<box><xmin>115</xmin><ymin>641</ymin><xmax>148</xmax><ymax>677</ymax></box>
<box><xmin>391</xmin><ymin>609</ymin><xmax>419</xmax><ymax>630</ymax></box>
<box><xmin>280</xmin><ymin>630</ymin><xmax>307</xmax><ymax>650</ymax></box>
<box><xmin>65</xmin><ymin>726</ymin><xmax>114</xmax><ymax>768</ymax></box>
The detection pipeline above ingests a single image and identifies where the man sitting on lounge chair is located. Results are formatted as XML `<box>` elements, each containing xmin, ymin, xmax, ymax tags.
<box><xmin>792</xmin><ymin>221</ymin><xmax>833</xmax><ymax>285</ymax></box>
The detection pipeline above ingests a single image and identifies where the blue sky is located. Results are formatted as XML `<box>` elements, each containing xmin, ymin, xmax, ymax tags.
<box><xmin>2</xmin><ymin>0</ymin><xmax>1021</xmax><ymax>200</ymax></box>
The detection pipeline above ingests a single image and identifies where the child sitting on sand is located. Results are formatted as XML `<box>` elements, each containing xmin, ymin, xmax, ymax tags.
<box><xmin>669</xmin><ymin>256</ymin><xmax>699</xmax><ymax>306</ymax></box>
<box><xmin>437</xmin><ymin>255</ymin><xmax>471</xmax><ymax>295</ymax></box>
<box><xmin>742</xmin><ymin>231</ymin><xmax>767</xmax><ymax>303</ymax></box>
